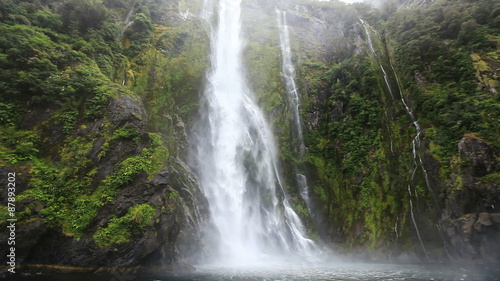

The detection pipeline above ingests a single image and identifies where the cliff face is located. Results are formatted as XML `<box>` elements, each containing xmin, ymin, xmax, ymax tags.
<box><xmin>440</xmin><ymin>135</ymin><xmax>500</xmax><ymax>261</ymax></box>
<box><xmin>0</xmin><ymin>0</ymin><xmax>499</xmax><ymax>271</ymax></box>
<box><xmin>1</xmin><ymin>95</ymin><xmax>211</xmax><ymax>269</ymax></box>
<box><xmin>0</xmin><ymin>0</ymin><xmax>213</xmax><ymax>272</ymax></box>
<box><xmin>240</xmin><ymin>0</ymin><xmax>500</xmax><ymax>262</ymax></box>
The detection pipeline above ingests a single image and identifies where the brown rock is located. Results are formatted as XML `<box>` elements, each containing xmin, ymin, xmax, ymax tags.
<box><xmin>459</xmin><ymin>213</ymin><xmax>477</xmax><ymax>241</ymax></box>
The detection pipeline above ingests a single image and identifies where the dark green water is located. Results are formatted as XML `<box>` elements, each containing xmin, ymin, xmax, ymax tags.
<box><xmin>6</xmin><ymin>263</ymin><xmax>500</xmax><ymax>281</ymax></box>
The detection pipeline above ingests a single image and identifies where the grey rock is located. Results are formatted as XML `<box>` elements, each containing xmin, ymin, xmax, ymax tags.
<box><xmin>458</xmin><ymin>136</ymin><xmax>496</xmax><ymax>178</ymax></box>
<box><xmin>474</xmin><ymin>212</ymin><xmax>493</xmax><ymax>232</ymax></box>
<box><xmin>440</xmin><ymin>136</ymin><xmax>500</xmax><ymax>262</ymax></box>
<box><xmin>490</xmin><ymin>213</ymin><xmax>500</xmax><ymax>224</ymax></box>
<box><xmin>108</xmin><ymin>95</ymin><xmax>147</xmax><ymax>132</ymax></box>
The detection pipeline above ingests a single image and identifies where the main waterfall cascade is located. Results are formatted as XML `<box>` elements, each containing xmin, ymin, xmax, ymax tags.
<box><xmin>190</xmin><ymin>0</ymin><xmax>317</xmax><ymax>264</ymax></box>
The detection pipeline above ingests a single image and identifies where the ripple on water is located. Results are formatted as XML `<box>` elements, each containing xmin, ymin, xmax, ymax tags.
<box><xmin>7</xmin><ymin>263</ymin><xmax>500</xmax><ymax>281</ymax></box>
<box><xmin>159</xmin><ymin>263</ymin><xmax>500</xmax><ymax>281</ymax></box>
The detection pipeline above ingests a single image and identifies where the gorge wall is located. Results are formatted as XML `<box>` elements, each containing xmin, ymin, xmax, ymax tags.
<box><xmin>0</xmin><ymin>0</ymin><xmax>215</xmax><ymax>272</ymax></box>
<box><xmin>0</xmin><ymin>0</ymin><xmax>499</xmax><ymax>273</ymax></box>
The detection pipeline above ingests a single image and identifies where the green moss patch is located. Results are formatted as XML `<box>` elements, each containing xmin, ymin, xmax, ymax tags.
<box><xmin>93</xmin><ymin>203</ymin><xmax>155</xmax><ymax>248</ymax></box>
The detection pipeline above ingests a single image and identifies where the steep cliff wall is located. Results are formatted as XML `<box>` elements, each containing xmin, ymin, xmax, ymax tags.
<box><xmin>0</xmin><ymin>0</ymin><xmax>498</xmax><ymax>272</ymax></box>
<box><xmin>0</xmin><ymin>0</ymin><xmax>213</xmax><ymax>273</ymax></box>
<box><xmin>239</xmin><ymin>0</ymin><xmax>500</xmax><ymax>262</ymax></box>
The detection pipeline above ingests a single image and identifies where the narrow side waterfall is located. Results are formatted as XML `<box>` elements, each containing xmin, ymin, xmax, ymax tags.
<box><xmin>191</xmin><ymin>0</ymin><xmax>316</xmax><ymax>265</ymax></box>
<box><xmin>116</xmin><ymin>5</ymin><xmax>135</xmax><ymax>40</ymax></box>
<box><xmin>360</xmin><ymin>19</ymin><xmax>429</xmax><ymax>260</ymax></box>
<box><xmin>276</xmin><ymin>10</ymin><xmax>312</xmax><ymax>214</ymax></box>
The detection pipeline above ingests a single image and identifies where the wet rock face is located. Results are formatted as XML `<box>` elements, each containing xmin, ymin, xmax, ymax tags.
<box><xmin>447</xmin><ymin>136</ymin><xmax>499</xmax><ymax>217</ymax></box>
<box><xmin>165</xmin><ymin>158</ymin><xmax>214</xmax><ymax>263</ymax></box>
<box><xmin>458</xmin><ymin>136</ymin><xmax>496</xmax><ymax>179</ymax></box>
<box><xmin>0</xmin><ymin>217</ymin><xmax>47</xmax><ymax>265</ymax></box>
<box><xmin>440</xmin><ymin>135</ymin><xmax>500</xmax><ymax>262</ymax></box>
<box><xmin>441</xmin><ymin>212</ymin><xmax>500</xmax><ymax>261</ymax></box>
<box><xmin>108</xmin><ymin>94</ymin><xmax>148</xmax><ymax>132</ymax></box>
<box><xmin>0</xmin><ymin>95</ymin><xmax>211</xmax><ymax>272</ymax></box>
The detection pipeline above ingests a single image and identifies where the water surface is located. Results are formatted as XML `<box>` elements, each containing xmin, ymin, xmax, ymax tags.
<box><xmin>9</xmin><ymin>263</ymin><xmax>500</xmax><ymax>281</ymax></box>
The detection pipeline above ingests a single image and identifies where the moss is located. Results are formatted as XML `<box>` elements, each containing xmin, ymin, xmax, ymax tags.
<box><xmin>93</xmin><ymin>203</ymin><xmax>155</xmax><ymax>248</ymax></box>
<box><xmin>479</xmin><ymin>172</ymin><xmax>500</xmax><ymax>186</ymax></box>
<box><xmin>68</xmin><ymin>133</ymin><xmax>168</xmax><ymax>235</ymax></box>
<box><xmin>164</xmin><ymin>190</ymin><xmax>180</xmax><ymax>214</ymax></box>
<box><xmin>454</xmin><ymin>176</ymin><xmax>463</xmax><ymax>191</ymax></box>
<box><xmin>471</xmin><ymin>53</ymin><xmax>490</xmax><ymax>72</ymax></box>
<box><xmin>112</xmin><ymin>126</ymin><xmax>141</xmax><ymax>143</ymax></box>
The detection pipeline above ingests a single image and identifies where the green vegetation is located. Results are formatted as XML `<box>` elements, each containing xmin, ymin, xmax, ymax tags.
<box><xmin>0</xmin><ymin>127</ymin><xmax>40</xmax><ymax>164</ymax></box>
<box><xmin>301</xmin><ymin>52</ymin><xmax>407</xmax><ymax>248</ymax></box>
<box><xmin>0</xmin><ymin>0</ymin><xmax>498</xmax><ymax>260</ymax></box>
<box><xmin>163</xmin><ymin>189</ymin><xmax>180</xmax><ymax>214</ymax></box>
<box><xmin>284</xmin><ymin>0</ymin><xmax>499</xmax><ymax>253</ymax></box>
<box><xmin>386</xmin><ymin>0</ymin><xmax>500</xmax><ymax>156</ymax></box>
<box><xmin>20</xmin><ymin>132</ymin><xmax>168</xmax><ymax>237</ymax></box>
<box><xmin>112</xmin><ymin>126</ymin><xmax>142</xmax><ymax>143</ymax></box>
<box><xmin>93</xmin><ymin>203</ymin><xmax>155</xmax><ymax>247</ymax></box>
<box><xmin>0</xmin><ymin>0</ymin><xmax>201</xmax><ymax>245</ymax></box>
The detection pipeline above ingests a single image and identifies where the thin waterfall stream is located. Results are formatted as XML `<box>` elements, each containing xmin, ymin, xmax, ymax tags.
<box><xmin>116</xmin><ymin>5</ymin><xmax>135</xmax><ymax>41</ymax></box>
<box><xmin>360</xmin><ymin>19</ymin><xmax>430</xmax><ymax>260</ymax></box>
<box><xmin>190</xmin><ymin>0</ymin><xmax>316</xmax><ymax>265</ymax></box>
<box><xmin>276</xmin><ymin>9</ymin><xmax>313</xmax><ymax>214</ymax></box>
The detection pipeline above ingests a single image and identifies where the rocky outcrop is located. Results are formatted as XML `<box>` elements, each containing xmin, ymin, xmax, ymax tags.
<box><xmin>441</xmin><ymin>212</ymin><xmax>500</xmax><ymax>261</ymax></box>
<box><xmin>22</xmin><ymin>160</ymin><xmax>210</xmax><ymax>270</ymax></box>
<box><xmin>440</xmin><ymin>135</ymin><xmax>500</xmax><ymax>262</ymax></box>
<box><xmin>108</xmin><ymin>94</ymin><xmax>148</xmax><ymax>132</ymax></box>
<box><xmin>0</xmin><ymin>94</ymin><xmax>211</xmax><ymax>273</ymax></box>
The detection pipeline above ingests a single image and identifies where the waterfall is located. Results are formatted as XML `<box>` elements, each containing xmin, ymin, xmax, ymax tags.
<box><xmin>360</xmin><ymin>19</ymin><xmax>430</xmax><ymax>260</ymax></box>
<box><xmin>389</xmin><ymin>58</ymin><xmax>435</xmax><ymax>201</ymax></box>
<box><xmin>276</xmin><ymin>10</ymin><xmax>313</xmax><ymax>214</ymax></box>
<box><xmin>116</xmin><ymin>5</ymin><xmax>135</xmax><ymax>40</ymax></box>
<box><xmin>191</xmin><ymin>0</ymin><xmax>316</xmax><ymax>265</ymax></box>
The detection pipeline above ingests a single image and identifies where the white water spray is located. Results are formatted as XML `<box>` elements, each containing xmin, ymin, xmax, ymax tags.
<box><xmin>191</xmin><ymin>0</ymin><xmax>316</xmax><ymax>265</ymax></box>
<box><xmin>116</xmin><ymin>5</ymin><xmax>135</xmax><ymax>40</ymax></box>
<box><xmin>276</xmin><ymin>10</ymin><xmax>313</xmax><ymax>214</ymax></box>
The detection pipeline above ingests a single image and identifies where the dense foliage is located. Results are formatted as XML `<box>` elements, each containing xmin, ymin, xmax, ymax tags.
<box><xmin>0</xmin><ymin>0</ymin><xmax>207</xmax><ymax>249</ymax></box>
<box><xmin>282</xmin><ymin>0</ymin><xmax>500</xmax><ymax>257</ymax></box>
<box><xmin>387</xmin><ymin>0</ymin><xmax>500</xmax><ymax>156</ymax></box>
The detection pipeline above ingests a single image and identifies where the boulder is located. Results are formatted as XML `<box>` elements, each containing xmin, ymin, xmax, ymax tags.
<box><xmin>440</xmin><ymin>135</ymin><xmax>500</xmax><ymax>262</ymax></box>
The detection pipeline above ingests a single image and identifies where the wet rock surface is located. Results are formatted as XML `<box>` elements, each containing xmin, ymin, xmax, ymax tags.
<box><xmin>0</xmin><ymin>95</ymin><xmax>211</xmax><ymax>273</ymax></box>
<box><xmin>440</xmin><ymin>136</ymin><xmax>500</xmax><ymax>262</ymax></box>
